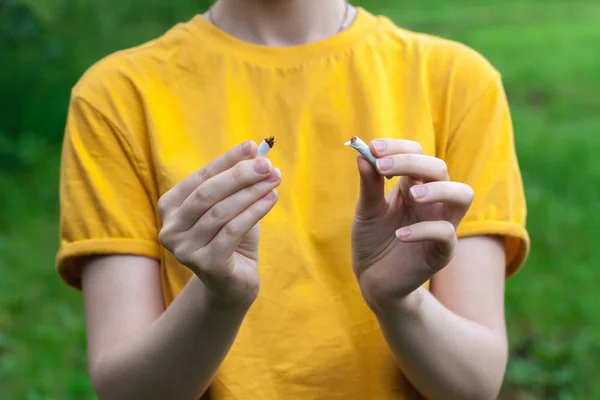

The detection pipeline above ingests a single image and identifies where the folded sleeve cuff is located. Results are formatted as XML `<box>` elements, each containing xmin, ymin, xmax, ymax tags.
<box><xmin>56</xmin><ymin>238</ymin><xmax>162</xmax><ymax>289</ymax></box>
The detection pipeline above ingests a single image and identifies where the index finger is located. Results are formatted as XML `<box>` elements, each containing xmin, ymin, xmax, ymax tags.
<box><xmin>161</xmin><ymin>140</ymin><xmax>257</xmax><ymax>208</ymax></box>
<box><xmin>369</xmin><ymin>139</ymin><xmax>424</xmax><ymax>157</ymax></box>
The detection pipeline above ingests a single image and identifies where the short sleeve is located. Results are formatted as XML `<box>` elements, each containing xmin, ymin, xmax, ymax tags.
<box><xmin>56</xmin><ymin>95</ymin><xmax>161</xmax><ymax>289</ymax></box>
<box><xmin>444</xmin><ymin>76</ymin><xmax>529</xmax><ymax>276</ymax></box>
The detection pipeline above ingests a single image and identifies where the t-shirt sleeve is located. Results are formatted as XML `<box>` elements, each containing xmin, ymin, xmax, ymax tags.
<box><xmin>56</xmin><ymin>95</ymin><xmax>161</xmax><ymax>289</ymax></box>
<box><xmin>444</xmin><ymin>75</ymin><xmax>529</xmax><ymax>277</ymax></box>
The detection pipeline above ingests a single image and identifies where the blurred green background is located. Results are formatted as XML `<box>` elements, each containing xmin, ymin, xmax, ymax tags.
<box><xmin>1</xmin><ymin>0</ymin><xmax>598</xmax><ymax>398</ymax></box>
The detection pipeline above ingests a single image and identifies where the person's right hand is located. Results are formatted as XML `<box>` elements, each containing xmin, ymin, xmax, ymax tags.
<box><xmin>158</xmin><ymin>141</ymin><xmax>281</xmax><ymax>307</ymax></box>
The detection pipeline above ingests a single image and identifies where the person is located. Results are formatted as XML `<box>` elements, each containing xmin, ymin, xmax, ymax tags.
<box><xmin>56</xmin><ymin>0</ymin><xmax>529</xmax><ymax>399</ymax></box>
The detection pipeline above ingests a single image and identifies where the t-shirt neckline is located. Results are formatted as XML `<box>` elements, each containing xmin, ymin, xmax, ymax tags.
<box><xmin>187</xmin><ymin>7</ymin><xmax>378</xmax><ymax>68</ymax></box>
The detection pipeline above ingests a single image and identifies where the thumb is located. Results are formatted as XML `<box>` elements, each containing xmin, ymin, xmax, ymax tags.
<box><xmin>356</xmin><ymin>155</ymin><xmax>386</xmax><ymax>219</ymax></box>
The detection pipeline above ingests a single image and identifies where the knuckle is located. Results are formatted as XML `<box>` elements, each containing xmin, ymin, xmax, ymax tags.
<box><xmin>245</xmin><ymin>182</ymin><xmax>261</xmax><ymax>199</ymax></box>
<box><xmin>158</xmin><ymin>226</ymin><xmax>175</xmax><ymax>248</ymax></box>
<box><xmin>207</xmin><ymin>205</ymin><xmax>223</xmax><ymax>222</ymax></box>
<box><xmin>157</xmin><ymin>195</ymin><xmax>171</xmax><ymax>217</ymax></box>
<box><xmin>224</xmin><ymin>151</ymin><xmax>237</xmax><ymax>166</ymax></box>
<box><xmin>157</xmin><ymin>230</ymin><xmax>168</xmax><ymax>247</ymax></box>
<box><xmin>401</xmin><ymin>154</ymin><xmax>413</xmax><ymax>170</ymax></box>
<box><xmin>231</xmin><ymin>164</ymin><xmax>245</xmax><ymax>182</ymax></box>
<box><xmin>173</xmin><ymin>246</ymin><xmax>191</xmax><ymax>264</ymax></box>
<box><xmin>196</xmin><ymin>167</ymin><xmax>211</xmax><ymax>182</ymax></box>
<box><xmin>193</xmin><ymin>187</ymin><xmax>208</xmax><ymax>203</ymax></box>
<box><xmin>228</xmin><ymin>144</ymin><xmax>245</xmax><ymax>162</ymax></box>
<box><xmin>222</xmin><ymin>223</ymin><xmax>239</xmax><ymax>238</ymax></box>
<box><xmin>247</xmin><ymin>204</ymin><xmax>263</xmax><ymax>219</ymax></box>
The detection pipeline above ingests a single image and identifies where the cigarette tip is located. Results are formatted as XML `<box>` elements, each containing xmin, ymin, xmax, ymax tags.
<box><xmin>265</xmin><ymin>136</ymin><xmax>275</xmax><ymax>148</ymax></box>
<box><xmin>344</xmin><ymin>136</ymin><xmax>358</xmax><ymax>147</ymax></box>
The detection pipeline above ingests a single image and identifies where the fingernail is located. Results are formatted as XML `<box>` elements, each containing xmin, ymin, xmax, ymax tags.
<box><xmin>266</xmin><ymin>168</ymin><xmax>281</xmax><ymax>183</ymax></box>
<box><xmin>372</xmin><ymin>140</ymin><xmax>386</xmax><ymax>153</ymax></box>
<box><xmin>410</xmin><ymin>185</ymin><xmax>427</xmax><ymax>199</ymax></box>
<box><xmin>241</xmin><ymin>141</ymin><xmax>253</xmax><ymax>156</ymax></box>
<box><xmin>396</xmin><ymin>227</ymin><xmax>411</xmax><ymax>239</ymax></box>
<box><xmin>254</xmin><ymin>158</ymin><xmax>272</xmax><ymax>174</ymax></box>
<box><xmin>376</xmin><ymin>157</ymin><xmax>393</xmax><ymax>172</ymax></box>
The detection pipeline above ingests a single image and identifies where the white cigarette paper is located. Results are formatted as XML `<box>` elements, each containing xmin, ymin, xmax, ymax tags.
<box><xmin>344</xmin><ymin>136</ymin><xmax>377</xmax><ymax>165</ymax></box>
<box><xmin>257</xmin><ymin>136</ymin><xmax>275</xmax><ymax>157</ymax></box>
<box><xmin>344</xmin><ymin>136</ymin><xmax>392</xmax><ymax>179</ymax></box>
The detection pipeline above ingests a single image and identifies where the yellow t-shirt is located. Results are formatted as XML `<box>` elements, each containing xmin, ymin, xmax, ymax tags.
<box><xmin>57</xmin><ymin>8</ymin><xmax>529</xmax><ymax>399</ymax></box>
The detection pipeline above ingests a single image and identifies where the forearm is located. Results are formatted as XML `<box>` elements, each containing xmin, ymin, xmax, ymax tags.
<box><xmin>376</xmin><ymin>287</ymin><xmax>508</xmax><ymax>400</ymax></box>
<box><xmin>91</xmin><ymin>276</ymin><xmax>249</xmax><ymax>400</ymax></box>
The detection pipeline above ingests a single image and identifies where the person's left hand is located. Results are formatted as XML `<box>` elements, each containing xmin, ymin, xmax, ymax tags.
<box><xmin>351</xmin><ymin>138</ymin><xmax>474</xmax><ymax>313</ymax></box>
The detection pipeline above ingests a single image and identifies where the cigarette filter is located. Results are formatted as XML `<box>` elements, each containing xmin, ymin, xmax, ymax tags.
<box><xmin>258</xmin><ymin>136</ymin><xmax>275</xmax><ymax>157</ymax></box>
<box><xmin>344</xmin><ymin>136</ymin><xmax>392</xmax><ymax>179</ymax></box>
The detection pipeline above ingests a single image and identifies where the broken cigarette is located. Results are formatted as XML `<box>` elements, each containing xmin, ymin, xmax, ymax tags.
<box><xmin>344</xmin><ymin>136</ymin><xmax>392</xmax><ymax>179</ymax></box>
<box><xmin>257</xmin><ymin>136</ymin><xmax>275</xmax><ymax>157</ymax></box>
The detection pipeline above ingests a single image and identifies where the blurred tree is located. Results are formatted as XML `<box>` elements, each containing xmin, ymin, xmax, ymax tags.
<box><xmin>0</xmin><ymin>0</ymin><xmax>68</xmax><ymax>172</ymax></box>
<box><xmin>0</xmin><ymin>0</ymin><xmax>212</xmax><ymax>173</ymax></box>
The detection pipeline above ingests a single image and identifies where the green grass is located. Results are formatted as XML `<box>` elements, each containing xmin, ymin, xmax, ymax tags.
<box><xmin>1</xmin><ymin>0</ymin><xmax>598</xmax><ymax>398</ymax></box>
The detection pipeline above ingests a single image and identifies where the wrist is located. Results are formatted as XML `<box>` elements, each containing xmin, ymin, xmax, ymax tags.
<box><xmin>371</xmin><ymin>287</ymin><xmax>426</xmax><ymax>320</ymax></box>
<box><xmin>205</xmin><ymin>291</ymin><xmax>256</xmax><ymax>316</ymax></box>
<box><xmin>192</xmin><ymin>274</ymin><xmax>257</xmax><ymax>315</ymax></box>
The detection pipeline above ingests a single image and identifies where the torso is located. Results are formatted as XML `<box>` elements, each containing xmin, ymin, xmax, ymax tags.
<box><xmin>73</xmin><ymin>8</ymin><xmax>494</xmax><ymax>398</ymax></box>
